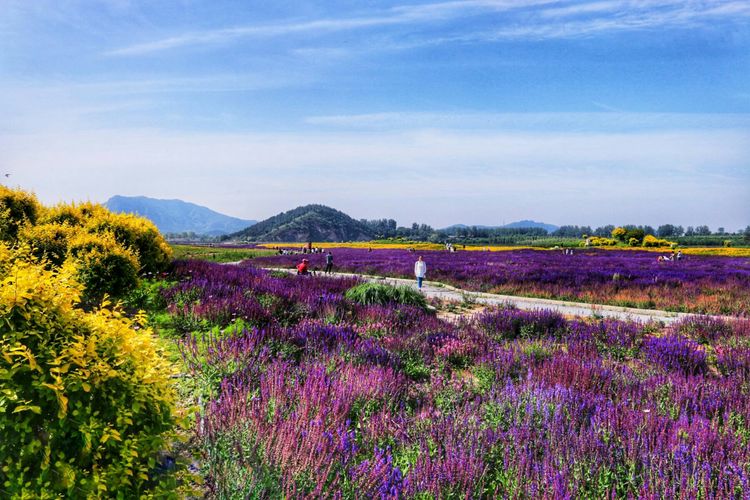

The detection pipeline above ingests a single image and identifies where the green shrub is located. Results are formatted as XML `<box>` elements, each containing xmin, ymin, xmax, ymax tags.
<box><xmin>0</xmin><ymin>249</ymin><xmax>179</xmax><ymax>497</ymax></box>
<box><xmin>344</xmin><ymin>282</ymin><xmax>427</xmax><ymax>309</ymax></box>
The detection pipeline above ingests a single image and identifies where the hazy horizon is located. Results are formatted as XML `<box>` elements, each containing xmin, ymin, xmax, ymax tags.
<box><xmin>2</xmin><ymin>1</ymin><xmax>748</xmax><ymax>230</ymax></box>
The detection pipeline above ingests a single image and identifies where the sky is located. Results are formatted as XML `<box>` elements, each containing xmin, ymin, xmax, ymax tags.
<box><xmin>1</xmin><ymin>0</ymin><xmax>749</xmax><ymax>230</ymax></box>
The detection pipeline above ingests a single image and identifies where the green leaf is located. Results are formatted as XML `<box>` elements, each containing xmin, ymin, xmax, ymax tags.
<box><xmin>13</xmin><ymin>405</ymin><xmax>41</xmax><ymax>414</ymax></box>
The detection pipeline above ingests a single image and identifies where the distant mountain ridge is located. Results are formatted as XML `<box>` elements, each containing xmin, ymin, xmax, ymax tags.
<box><xmin>443</xmin><ymin>220</ymin><xmax>559</xmax><ymax>233</ymax></box>
<box><xmin>105</xmin><ymin>196</ymin><xmax>256</xmax><ymax>236</ymax></box>
<box><xmin>502</xmin><ymin>220</ymin><xmax>559</xmax><ymax>233</ymax></box>
<box><xmin>226</xmin><ymin>204</ymin><xmax>375</xmax><ymax>242</ymax></box>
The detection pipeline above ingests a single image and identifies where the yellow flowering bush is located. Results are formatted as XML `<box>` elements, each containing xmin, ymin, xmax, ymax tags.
<box><xmin>611</xmin><ymin>227</ymin><xmax>627</xmax><ymax>241</ymax></box>
<box><xmin>0</xmin><ymin>188</ymin><xmax>173</xmax><ymax>301</ymax></box>
<box><xmin>86</xmin><ymin>212</ymin><xmax>172</xmax><ymax>274</ymax></box>
<box><xmin>587</xmin><ymin>237</ymin><xmax>617</xmax><ymax>246</ymax></box>
<box><xmin>21</xmin><ymin>222</ymin><xmax>75</xmax><ymax>267</ymax></box>
<box><xmin>642</xmin><ymin>234</ymin><xmax>674</xmax><ymax>248</ymax></box>
<box><xmin>67</xmin><ymin>231</ymin><xmax>140</xmax><ymax>305</ymax></box>
<box><xmin>0</xmin><ymin>247</ymin><xmax>178</xmax><ymax>497</ymax></box>
<box><xmin>41</xmin><ymin>201</ymin><xmax>109</xmax><ymax>227</ymax></box>
<box><xmin>0</xmin><ymin>185</ymin><xmax>41</xmax><ymax>242</ymax></box>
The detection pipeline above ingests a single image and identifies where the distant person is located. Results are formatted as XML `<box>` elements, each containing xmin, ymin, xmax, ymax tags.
<box><xmin>414</xmin><ymin>255</ymin><xmax>427</xmax><ymax>289</ymax></box>
<box><xmin>325</xmin><ymin>251</ymin><xmax>334</xmax><ymax>274</ymax></box>
<box><xmin>676</xmin><ymin>250</ymin><xmax>683</xmax><ymax>261</ymax></box>
<box><xmin>296</xmin><ymin>258</ymin><xmax>309</xmax><ymax>275</ymax></box>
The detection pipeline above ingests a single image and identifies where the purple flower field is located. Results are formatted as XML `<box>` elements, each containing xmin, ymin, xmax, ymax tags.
<box><xmin>253</xmin><ymin>248</ymin><xmax>750</xmax><ymax>316</ymax></box>
<box><xmin>167</xmin><ymin>260</ymin><xmax>750</xmax><ymax>498</ymax></box>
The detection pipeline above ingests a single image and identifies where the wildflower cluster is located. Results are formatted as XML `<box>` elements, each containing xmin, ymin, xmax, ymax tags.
<box><xmin>169</xmin><ymin>259</ymin><xmax>750</xmax><ymax>497</ymax></box>
<box><xmin>255</xmin><ymin>247</ymin><xmax>750</xmax><ymax>315</ymax></box>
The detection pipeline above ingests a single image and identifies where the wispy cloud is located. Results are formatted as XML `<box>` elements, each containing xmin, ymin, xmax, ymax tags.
<box><xmin>305</xmin><ymin>111</ymin><xmax>750</xmax><ymax>132</ymax></box>
<box><xmin>103</xmin><ymin>0</ymin><xmax>557</xmax><ymax>56</ymax></box>
<box><xmin>107</xmin><ymin>0</ymin><xmax>750</xmax><ymax>56</ymax></box>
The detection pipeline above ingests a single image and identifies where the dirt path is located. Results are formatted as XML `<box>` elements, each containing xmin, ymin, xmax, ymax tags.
<box><xmin>262</xmin><ymin>267</ymin><xmax>708</xmax><ymax>324</ymax></box>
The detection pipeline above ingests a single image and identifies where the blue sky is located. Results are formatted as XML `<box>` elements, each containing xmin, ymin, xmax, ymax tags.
<box><xmin>1</xmin><ymin>0</ymin><xmax>749</xmax><ymax>229</ymax></box>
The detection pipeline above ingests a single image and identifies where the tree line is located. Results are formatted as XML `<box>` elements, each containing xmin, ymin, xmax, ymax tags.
<box><xmin>359</xmin><ymin>219</ymin><xmax>750</xmax><ymax>246</ymax></box>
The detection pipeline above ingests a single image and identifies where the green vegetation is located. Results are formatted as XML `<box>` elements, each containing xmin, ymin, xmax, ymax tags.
<box><xmin>170</xmin><ymin>244</ymin><xmax>276</xmax><ymax>262</ymax></box>
<box><xmin>344</xmin><ymin>282</ymin><xmax>428</xmax><ymax>309</ymax></box>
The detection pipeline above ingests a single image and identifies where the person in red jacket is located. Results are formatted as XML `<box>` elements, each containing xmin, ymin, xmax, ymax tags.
<box><xmin>296</xmin><ymin>258</ymin><xmax>309</xmax><ymax>275</ymax></box>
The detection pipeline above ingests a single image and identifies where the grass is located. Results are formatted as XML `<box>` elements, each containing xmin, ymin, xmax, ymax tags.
<box><xmin>344</xmin><ymin>282</ymin><xmax>428</xmax><ymax>309</ymax></box>
<box><xmin>170</xmin><ymin>244</ymin><xmax>276</xmax><ymax>262</ymax></box>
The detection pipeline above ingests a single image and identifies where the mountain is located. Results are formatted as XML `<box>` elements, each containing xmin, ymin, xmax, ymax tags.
<box><xmin>105</xmin><ymin>196</ymin><xmax>256</xmax><ymax>236</ymax></box>
<box><xmin>442</xmin><ymin>224</ymin><xmax>498</xmax><ymax>231</ymax></box>
<box><xmin>501</xmin><ymin>220</ymin><xmax>559</xmax><ymax>233</ymax></box>
<box><xmin>442</xmin><ymin>220</ymin><xmax>558</xmax><ymax>233</ymax></box>
<box><xmin>227</xmin><ymin>204</ymin><xmax>375</xmax><ymax>242</ymax></box>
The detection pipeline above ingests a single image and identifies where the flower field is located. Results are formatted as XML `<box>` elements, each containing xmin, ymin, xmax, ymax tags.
<box><xmin>167</xmin><ymin>260</ymin><xmax>750</xmax><ymax>498</ymax></box>
<box><xmin>253</xmin><ymin>248</ymin><xmax>750</xmax><ymax>316</ymax></box>
<box><xmin>254</xmin><ymin>242</ymin><xmax>750</xmax><ymax>258</ymax></box>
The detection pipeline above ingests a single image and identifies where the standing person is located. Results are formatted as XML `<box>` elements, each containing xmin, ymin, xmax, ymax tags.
<box><xmin>414</xmin><ymin>256</ymin><xmax>427</xmax><ymax>289</ymax></box>
<box><xmin>325</xmin><ymin>251</ymin><xmax>334</xmax><ymax>274</ymax></box>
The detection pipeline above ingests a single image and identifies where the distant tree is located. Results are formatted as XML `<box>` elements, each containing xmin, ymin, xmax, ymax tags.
<box><xmin>625</xmin><ymin>228</ymin><xmax>645</xmax><ymax>243</ymax></box>
<box><xmin>716</xmin><ymin>227</ymin><xmax>725</xmax><ymax>235</ymax></box>
<box><xmin>695</xmin><ymin>225</ymin><xmax>711</xmax><ymax>236</ymax></box>
<box><xmin>643</xmin><ymin>225</ymin><xmax>656</xmax><ymax>236</ymax></box>
<box><xmin>594</xmin><ymin>225</ymin><xmax>615</xmax><ymax>237</ymax></box>
<box><xmin>612</xmin><ymin>227</ymin><xmax>627</xmax><ymax>241</ymax></box>
<box><xmin>744</xmin><ymin>226</ymin><xmax>750</xmax><ymax>243</ymax></box>
<box><xmin>553</xmin><ymin>225</ymin><xmax>592</xmax><ymax>238</ymax></box>
<box><xmin>362</xmin><ymin>218</ymin><xmax>399</xmax><ymax>238</ymax></box>
<box><xmin>685</xmin><ymin>226</ymin><xmax>695</xmax><ymax>236</ymax></box>
<box><xmin>657</xmin><ymin>224</ymin><xmax>678</xmax><ymax>237</ymax></box>
<box><xmin>675</xmin><ymin>225</ymin><xmax>684</xmax><ymax>237</ymax></box>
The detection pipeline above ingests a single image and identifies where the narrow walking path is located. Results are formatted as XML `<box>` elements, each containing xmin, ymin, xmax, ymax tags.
<box><xmin>262</xmin><ymin>267</ymin><xmax>705</xmax><ymax>324</ymax></box>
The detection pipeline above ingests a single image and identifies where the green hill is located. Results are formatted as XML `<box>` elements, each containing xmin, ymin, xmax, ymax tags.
<box><xmin>226</xmin><ymin>204</ymin><xmax>374</xmax><ymax>242</ymax></box>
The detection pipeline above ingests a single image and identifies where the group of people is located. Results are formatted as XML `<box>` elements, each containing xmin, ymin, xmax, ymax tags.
<box><xmin>296</xmin><ymin>250</ymin><xmax>335</xmax><ymax>275</ymax></box>
<box><xmin>296</xmin><ymin>251</ymin><xmax>429</xmax><ymax>290</ymax></box>
<box><xmin>658</xmin><ymin>250</ymin><xmax>683</xmax><ymax>262</ymax></box>
<box><xmin>277</xmin><ymin>247</ymin><xmax>325</xmax><ymax>256</ymax></box>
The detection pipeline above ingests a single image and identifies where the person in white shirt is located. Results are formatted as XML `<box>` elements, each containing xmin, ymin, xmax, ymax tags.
<box><xmin>414</xmin><ymin>256</ymin><xmax>427</xmax><ymax>289</ymax></box>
